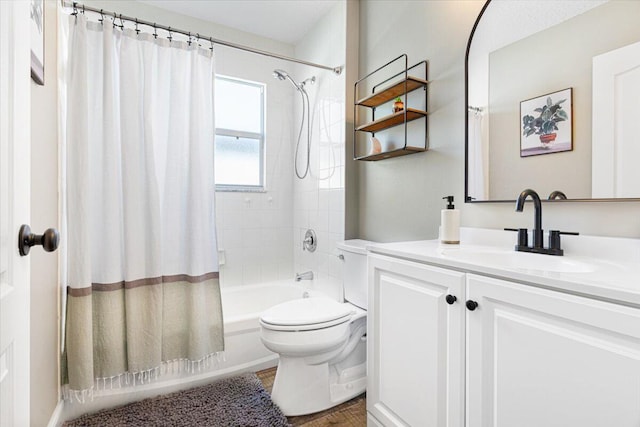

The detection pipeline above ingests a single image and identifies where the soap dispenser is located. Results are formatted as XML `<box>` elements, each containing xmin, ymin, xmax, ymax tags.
<box><xmin>441</xmin><ymin>196</ymin><xmax>460</xmax><ymax>244</ymax></box>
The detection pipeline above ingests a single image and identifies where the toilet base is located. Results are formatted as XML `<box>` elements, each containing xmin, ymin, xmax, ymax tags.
<box><xmin>271</xmin><ymin>357</ymin><xmax>367</xmax><ymax>416</ymax></box>
<box><xmin>270</xmin><ymin>347</ymin><xmax>366</xmax><ymax>416</ymax></box>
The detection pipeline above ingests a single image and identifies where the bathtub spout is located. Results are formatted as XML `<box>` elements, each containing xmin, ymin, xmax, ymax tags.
<box><xmin>295</xmin><ymin>271</ymin><xmax>314</xmax><ymax>282</ymax></box>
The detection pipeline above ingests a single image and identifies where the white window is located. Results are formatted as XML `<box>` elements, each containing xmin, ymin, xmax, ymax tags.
<box><xmin>214</xmin><ymin>75</ymin><xmax>265</xmax><ymax>191</ymax></box>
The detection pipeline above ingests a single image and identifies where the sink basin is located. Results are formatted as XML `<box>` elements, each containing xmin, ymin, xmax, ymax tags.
<box><xmin>439</xmin><ymin>247</ymin><xmax>595</xmax><ymax>273</ymax></box>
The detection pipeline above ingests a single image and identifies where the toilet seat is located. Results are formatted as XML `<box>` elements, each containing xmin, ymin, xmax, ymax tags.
<box><xmin>260</xmin><ymin>297</ymin><xmax>355</xmax><ymax>332</ymax></box>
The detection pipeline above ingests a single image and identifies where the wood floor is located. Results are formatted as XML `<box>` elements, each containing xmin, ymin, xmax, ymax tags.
<box><xmin>257</xmin><ymin>367</ymin><xmax>367</xmax><ymax>427</ymax></box>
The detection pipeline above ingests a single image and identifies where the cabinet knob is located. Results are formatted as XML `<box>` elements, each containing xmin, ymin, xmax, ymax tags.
<box><xmin>445</xmin><ymin>294</ymin><xmax>457</xmax><ymax>305</ymax></box>
<box><xmin>466</xmin><ymin>300</ymin><xmax>479</xmax><ymax>311</ymax></box>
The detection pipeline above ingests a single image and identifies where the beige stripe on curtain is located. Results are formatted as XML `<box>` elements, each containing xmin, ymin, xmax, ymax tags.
<box><xmin>60</xmin><ymin>14</ymin><xmax>223</xmax><ymax>399</ymax></box>
<box><xmin>64</xmin><ymin>276</ymin><xmax>224</xmax><ymax>383</ymax></box>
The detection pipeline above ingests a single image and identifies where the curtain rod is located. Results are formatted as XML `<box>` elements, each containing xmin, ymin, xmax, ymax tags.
<box><xmin>62</xmin><ymin>1</ymin><xmax>343</xmax><ymax>75</ymax></box>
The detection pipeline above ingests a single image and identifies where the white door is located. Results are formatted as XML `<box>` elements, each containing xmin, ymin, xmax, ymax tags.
<box><xmin>466</xmin><ymin>274</ymin><xmax>640</xmax><ymax>427</ymax></box>
<box><xmin>368</xmin><ymin>254</ymin><xmax>465</xmax><ymax>427</ymax></box>
<box><xmin>0</xmin><ymin>1</ymin><xmax>32</xmax><ymax>426</ymax></box>
<box><xmin>591</xmin><ymin>40</ymin><xmax>640</xmax><ymax>198</ymax></box>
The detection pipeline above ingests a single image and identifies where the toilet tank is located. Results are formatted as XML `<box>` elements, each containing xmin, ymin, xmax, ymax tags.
<box><xmin>336</xmin><ymin>239</ymin><xmax>375</xmax><ymax>310</ymax></box>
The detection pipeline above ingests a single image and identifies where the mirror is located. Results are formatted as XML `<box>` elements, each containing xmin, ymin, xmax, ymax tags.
<box><xmin>465</xmin><ymin>0</ymin><xmax>640</xmax><ymax>202</ymax></box>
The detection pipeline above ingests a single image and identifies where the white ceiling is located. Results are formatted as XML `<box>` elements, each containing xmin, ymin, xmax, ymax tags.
<box><xmin>138</xmin><ymin>0</ymin><xmax>340</xmax><ymax>45</ymax></box>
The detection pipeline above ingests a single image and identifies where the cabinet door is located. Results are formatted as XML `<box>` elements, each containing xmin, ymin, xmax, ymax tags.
<box><xmin>466</xmin><ymin>274</ymin><xmax>640</xmax><ymax>427</ymax></box>
<box><xmin>368</xmin><ymin>254</ymin><xmax>465</xmax><ymax>427</ymax></box>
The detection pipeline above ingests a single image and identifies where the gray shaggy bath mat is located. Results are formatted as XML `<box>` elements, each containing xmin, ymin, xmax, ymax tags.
<box><xmin>63</xmin><ymin>373</ymin><xmax>291</xmax><ymax>427</ymax></box>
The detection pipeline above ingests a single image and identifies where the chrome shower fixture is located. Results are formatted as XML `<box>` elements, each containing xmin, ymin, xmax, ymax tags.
<box><xmin>273</xmin><ymin>69</ymin><xmax>300</xmax><ymax>90</ymax></box>
<box><xmin>299</xmin><ymin>76</ymin><xmax>316</xmax><ymax>88</ymax></box>
<box><xmin>272</xmin><ymin>69</ymin><xmax>315</xmax><ymax>92</ymax></box>
<box><xmin>273</xmin><ymin>68</ymin><xmax>315</xmax><ymax>179</ymax></box>
<box><xmin>302</xmin><ymin>229</ymin><xmax>317</xmax><ymax>252</ymax></box>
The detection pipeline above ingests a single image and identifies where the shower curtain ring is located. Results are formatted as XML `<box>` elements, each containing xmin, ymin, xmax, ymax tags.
<box><xmin>134</xmin><ymin>18</ymin><xmax>139</xmax><ymax>35</ymax></box>
<box><xmin>71</xmin><ymin>2</ymin><xmax>78</xmax><ymax>17</ymax></box>
<box><xmin>119</xmin><ymin>14</ymin><xmax>125</xmax><ymax>30</ymax></box>
<box><xmin>153</xmin><ymin>24</ymin><xmax>158</xmax><ymax>39</ymax></box>
<box><xmin>209</xmin><ymin>38</ymin><xmax>214</xmax><ymax>51</ymax></box>
<box><xmin>99</xmin><ymin>9</ymin><xmax>104</xmax><ymax>24</ymax></box>
<box><xmin>187</xmin><ymin>32</ymin><xmax>192</xmax><ymax>46</ymax></box>
<box><xmin>167</xmin><ymin>27</ymin><xmax>173</xmax><ymax>42</ymax></box>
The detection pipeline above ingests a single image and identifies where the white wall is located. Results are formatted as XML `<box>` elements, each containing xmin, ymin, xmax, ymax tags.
<box><xmin>353</xmin><ymin>0</ymin><xmax>640</xmax><ymax>243</ymax></box>
<box><xmin>292</xmin><ymin>3</ymin><xmax>346</xmax><ymax>301</ymax></box>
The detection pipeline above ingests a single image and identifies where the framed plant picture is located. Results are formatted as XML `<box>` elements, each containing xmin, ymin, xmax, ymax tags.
<box><xmin>30</xmin><ymin>0</ymin><xmax>44</xmax><ymax>85</ymax></box>
<box><xmin>520</xmin><ymin>88</ymin><xmax>572</xmax><ymax>157</ymax></box>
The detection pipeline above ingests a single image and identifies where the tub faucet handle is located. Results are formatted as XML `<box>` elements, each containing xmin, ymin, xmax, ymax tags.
<box><xmin>303</xmin><ymin>229</ymin><xmax>317</xmax><ymax>252</ymax></box>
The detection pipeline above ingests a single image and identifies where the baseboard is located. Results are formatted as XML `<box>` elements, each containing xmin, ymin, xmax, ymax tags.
<box><xmin>46</xmin><ymin>399</ymin><xmax>64</xmax><ymax>427</ymax></box>
<box><xmin>367</xmin><ymin>412</ymin><xmax>384</xmax><ymax>427</ymax></box>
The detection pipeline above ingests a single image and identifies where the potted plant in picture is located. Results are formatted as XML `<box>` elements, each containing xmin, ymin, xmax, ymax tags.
<box><xmin>522</xmin><ymin>96</ymin><xmax>568</xmax><ymax>147</ymax></box>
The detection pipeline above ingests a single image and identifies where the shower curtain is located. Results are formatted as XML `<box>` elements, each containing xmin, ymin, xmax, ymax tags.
<box><xmin>468</xmin><ymin>108</ymin><xmax>488</xmax><ymax>200</ymax></box>
<box><xmin>60</xmin><ymin>15</ymin><xmax>223</xmax><ymax>399</ymax></box>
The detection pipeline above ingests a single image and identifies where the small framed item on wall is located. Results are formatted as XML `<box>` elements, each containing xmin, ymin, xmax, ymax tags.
<box><xmin>520</xmin><ymin>88</ymin><xmax>572</xmax><ymax>157</ymax></box>
<box><xmin>30</xmin><ymin>0</ymin><xmax>44</xmax><ymax>85</ymax></box>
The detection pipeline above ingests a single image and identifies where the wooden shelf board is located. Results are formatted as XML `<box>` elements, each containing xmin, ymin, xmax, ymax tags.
<box><xmin>355</xmin><ymin>108</ymin><xmax>427</xmax><ymax>133</ymax></box>
<box><xmin>355</xmin><ymin>146</ymin><xmax>427</xmax><ymax>161</ymax></box>
<box><xmin>357</xmin><ymin>76</ymin><xmax>429</xmax><ymax>107</ymax></box>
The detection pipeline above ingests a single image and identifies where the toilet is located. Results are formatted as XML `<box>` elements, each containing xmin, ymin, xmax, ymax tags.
<box><xmin>259</xmin><ymin>239</ymin><xmax>372</xmax><ymax>416</ymax></box>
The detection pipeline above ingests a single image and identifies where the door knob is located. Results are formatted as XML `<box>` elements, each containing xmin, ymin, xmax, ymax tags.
<box><xmin>466</xmin><ymin>300</ymin><xmax>479</xmax><ymax>311</ymax></box>
<box><xmin>445</xmin><ymin>294</ymin><xmax>457</xmax><ymax>305</ymax></box>
<box><xmin>18</xmin><ymin>225</ymin><xmax>60</xmax><ymax>256</ymax></box>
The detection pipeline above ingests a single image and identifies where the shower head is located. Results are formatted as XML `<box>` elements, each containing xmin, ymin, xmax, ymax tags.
<box><xmin>273</xmin><ymin>69</ymin><xmax>302</xmax><ymax>91</ymax></box>
<box><xmin>273</xmin><ymin>69</ymin><xmax>288</xmax><ymax>81</ymax></box>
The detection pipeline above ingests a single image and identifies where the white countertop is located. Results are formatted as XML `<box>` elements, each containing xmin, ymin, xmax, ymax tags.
<box><xmin>367</xmin><ymin>228</ymin><xmax>640</xmax><ymax>307</ymax></box>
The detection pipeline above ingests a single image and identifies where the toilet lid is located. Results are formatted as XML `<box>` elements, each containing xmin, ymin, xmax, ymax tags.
<box><xmin>260</xmin><ymin>297</ymin><xmax>354</xmax><ymax>329</ymax></box>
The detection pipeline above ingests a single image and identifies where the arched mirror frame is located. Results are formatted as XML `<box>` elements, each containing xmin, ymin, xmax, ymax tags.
<box><xmin>464</xmin><ymin>0</ymin><xmax>640</xmax><ymax>204</ymax></box>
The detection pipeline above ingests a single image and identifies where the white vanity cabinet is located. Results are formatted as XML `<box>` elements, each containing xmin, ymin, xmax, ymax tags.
<box><xmin>367</xmin><ymin>254</ymin><xmax>466</xmax><ymax>427</ymax></box>
<box><xmin>466</xmin><ymin>273</ymin><xmax>640</xmax><ymax>427</ymax></box>
<box><xmin>368</xmin><ymin>251</ymin><xmax>640</xmax><ymax>427</ymax></box>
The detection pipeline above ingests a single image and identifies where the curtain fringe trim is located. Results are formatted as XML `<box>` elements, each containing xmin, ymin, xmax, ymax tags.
<box><xmin>62</xmin><ymin>351</ymin><xmax>227</xmax><ymax>403</ymax></box>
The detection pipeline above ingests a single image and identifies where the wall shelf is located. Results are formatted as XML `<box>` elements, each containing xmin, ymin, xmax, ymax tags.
<box><xmin>355</xmin><ymin>146</ymin><xmax>427</xmax><ymax>162</ymax></box>
<box><xmin>356</xmin><ymin>76</ymin><xmax>429</xmax><ymax>108</ymax></box>
<box><xmin>353</xmin><ymin>55</ymin><xmax>428</xmax><ymax>161</ymax></box>
<box><xmin>356</xmin><ymin>108</ymin><xmax>427</xmax><ymax>133</ymax></box>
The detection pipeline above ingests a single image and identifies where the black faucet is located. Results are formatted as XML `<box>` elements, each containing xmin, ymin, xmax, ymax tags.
<box><xmin>548</xmin><ymin>190</ymin><xmax>567</xmax><ymax>200</ymax></box>
<box><xmin>507</xmin><ymin>188</ymin><xmax>579</xmax><ymax>256</ymax></box>
<box><xmin>515</xmin><ymin>189</ymin><xmax>543</xmax><ymax>249</ymax></box>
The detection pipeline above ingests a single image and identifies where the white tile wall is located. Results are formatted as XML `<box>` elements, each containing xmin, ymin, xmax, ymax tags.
<box><xmin>216</xmin><ymin>190</ymin><xmax>294</xmax><ymax>286</ymax></box>
<box><xmin>292</xmin><ymin>3</ymin><xmax>346</xmax><ymax>301</ymax></box>
<box><xmin>215</xmin><ymin>2</ymin><xmax>346</xmax><ymax>292</ymax></box>
<box><xmin>213</xmin><ymin>59</ymin><xmax>296</xmax><ymax>287</ymax></box>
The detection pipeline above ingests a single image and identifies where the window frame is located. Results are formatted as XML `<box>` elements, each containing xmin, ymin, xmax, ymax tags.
<box><xmin>214</xmin><ymin>74</ymin><xmax>266</xmax><ymax>192</ymax></box>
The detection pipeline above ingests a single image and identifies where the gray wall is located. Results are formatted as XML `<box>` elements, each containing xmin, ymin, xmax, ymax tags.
<box><xmin>488</xmin><ymin>1</ymin><xmax>640</xmax><ymax>200</ymax></box>
<box><xmin>351</xmin><ymin>0</ymin><xmax>640</xmax><ymax>242</ymax></box>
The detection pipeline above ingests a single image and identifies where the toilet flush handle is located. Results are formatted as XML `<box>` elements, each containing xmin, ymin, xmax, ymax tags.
<box><xmin>337</xmin><ymin>254</ymin><xmax>344</xmax><ymax>260</ymax></box>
